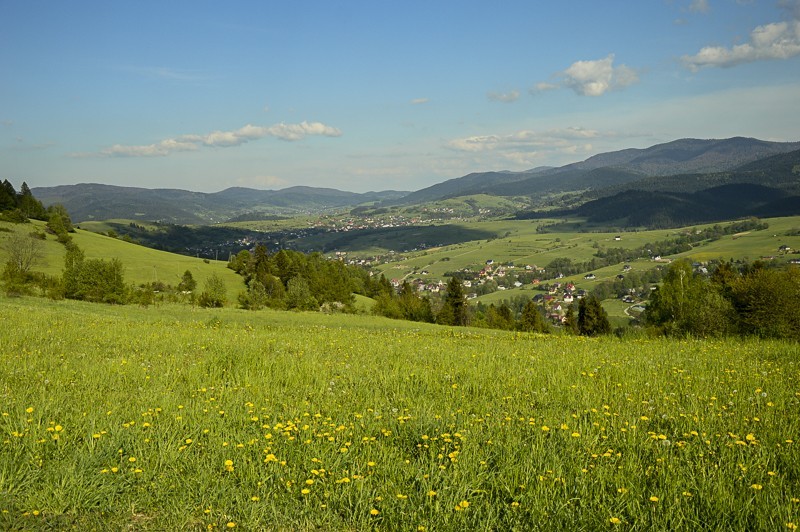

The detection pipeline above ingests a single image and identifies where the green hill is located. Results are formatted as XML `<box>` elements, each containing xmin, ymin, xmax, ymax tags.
<box><xmin>0</xmin><ymin>220</ymin><xmax>244</xmax><ymax>296</ymax></box>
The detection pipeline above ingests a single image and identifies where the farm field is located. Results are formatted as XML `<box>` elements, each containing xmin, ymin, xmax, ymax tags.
<box><xmin>1</xmin><ymin>297</ymin><xmax>798</xmax><ymax>530</ymax></box>
<box><xmin>374</xmin><ymin>216</ymin><xmax>800</xmax><ymax>282</ymax></box>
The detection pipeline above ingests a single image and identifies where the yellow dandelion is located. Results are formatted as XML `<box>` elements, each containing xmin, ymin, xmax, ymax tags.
<box><xmin>301</xmin><ymin>488</ymin><xmax>310</xmax><ymax>495</ymax></box>
<box><xmin>370</xmin><ymin>508</ymin><xmax>380</xmax><ymax>516</ymax></box>
<box><xmin>128</xmin><ymin>457</ymin><xmax>136</xmax><ymax>463</ymax></box>
<box><xmin>226</xmin><ymin>522</ymin><xmax>236</xmax><ymax>529</ymax></box>
<box><xmin>751</xmin><ymin>484</ymin><xmax>763</xmax><ymax>490</ymax></box>
<box><xmin>571</xmin><ymin>432</ymin><xmax>581</xmax><ymax>438</ymax></box>
<box><xmin>427</xmin><ymin>490</ymin><xmax>437</xmax><ymax>497</ymax></box>
<box><xmin>459</xmin><ymin>500</ymin><xmax>469</xmax><ymax>509</ymax></box>
<box><xmin>649</xmin><ymin>496</ymin><xmax>659</xmax><ymax>502</ymax></box>
<box><xmin>787</xmin><ymin>523</ymin><xmax>797</xmax><ymax>530</ymax></box>
<box><xmin>610</xmin><ymin>517</ymin><xmax>622</xmax><ymax>524</ymax></box>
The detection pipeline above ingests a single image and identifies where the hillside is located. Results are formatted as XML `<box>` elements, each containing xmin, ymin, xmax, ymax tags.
<box><xmin>32</xmin><ymin>183</ymin><xmax>409</xmax><ymax>224</ymax></box>
<box><xmin>0</xmin><ymin>219</ymin><xmax>244</xmax><ymax>295</ymax></box>
<box><xmin>389</xmin><ymin>137</ymin><xmax>800</xmax><ymax>207</ymax></box>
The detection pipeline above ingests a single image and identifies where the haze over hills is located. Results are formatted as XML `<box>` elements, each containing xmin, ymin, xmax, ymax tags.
<box><xmin>32</xmin><ymin>183</ymin><xmax>408</xmax><ymax>224</ymax></box>
<box><xmin>30</xmin><ymin>136</ymin><xmax>800</xmax><ymax>226</ymax></box>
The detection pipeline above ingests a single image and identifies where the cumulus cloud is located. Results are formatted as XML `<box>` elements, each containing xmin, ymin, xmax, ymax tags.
<box><xmin>683</xmin><ymin>10</ymin><xmax>800</xmax><ymax>70</ymax></box>
<box><xmin>487</xmin><ymin>90</ymin><xmax>520</xmax><ymax>103</ymax></box>
<box><xmin>410</xmin><ymin>97</ymin><xmax>429</xmax><ymax>105</ymax></box>
<box><xmin>74</xmin><ymin>121</ymin><xmax>342</xmax><ymax>158</ymax></box>
<box><xmin>532</xmin><ymin>54</ymin><xmax>639</xmax><ymax>96</ymax></box>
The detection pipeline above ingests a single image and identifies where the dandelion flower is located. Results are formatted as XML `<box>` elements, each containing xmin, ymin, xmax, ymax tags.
<box><xmin>301</xmin><ymin>488</ymin><xmax>310</xmax><ymax>495</ymax></box>
<box><xmin>751</xmin><ymin>484</ymin><xmax>763</xmax><ymax>490</ymax></box>
<box><xmin>370</xmin><ymin>509</ymin><xmax>380</xmax><ymax>516</ymax></box>
<box><xmin>226</xmin><ymin>522</ymin><xmax>236</xmax><ymax>528</ymax></box>
<box><xmin>649</xmin><ymin>496</ymin><xmax>659</xmax><ymax>502</ymax></box>
<box><xmin>610</xmin><ymin>517</ymin><xmax>622</xmax><ymax>524</ymax></box>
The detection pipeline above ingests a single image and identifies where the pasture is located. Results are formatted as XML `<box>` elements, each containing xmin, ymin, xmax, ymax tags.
<box><xmin>1</xmin><ymin>296</ymin><xmax>798</xmax><ymax>530</ymax></box>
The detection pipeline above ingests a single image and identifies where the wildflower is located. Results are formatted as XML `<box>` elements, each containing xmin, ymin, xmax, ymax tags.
<box><xmin>25</xmin><ymin>407</ymin><xmax>33</xmax><ymax>414</ymax></box>
<box><xmin>751</xmin><ymin>484</ymin><xmax>763</xmax><ymax>490</ymax></box>
<box><xmin>301</xmin><ymin>488</ymin><xmax>310</xmax><ymax>495</ymax></box>
<box><xmin>427</xmin><ymin>490</ymin><xmax>437</xmax><ymax>497</ymax></box>
<box><xmin>251</xmin><ymin>496</ymin><xmax>259</xmax><ymax>502</ymax></box>
<box><xmin>649</xmin><ymin>496</ymin><xmax>659</xmax><ymax>502</ymax></box>
<box><xmin>610</xmin><ymin>517</ymin><xmax>622</xmax><ymax>524</ymax></box>
<box><xmin>571</xmin><ymin>432</ymin><xmax>581</xmax><ymax>438</ymax></box>
<box><xmin>224</xmin><ymin>459</ymin><xmax>234</xmax><ymax>472</ymax></box>
<box><xmin>541</xmin><ymin>425</ymin><xmax>550</xmax><ymax>432</ymax></box>
<box><xmin>128</xmin><ymin>457</ymin><xmax>136</xmax><ymax>463</ymax></box>
<box><xmin>226</xmin><ymin>522</ymin><xmax>236</xmax><ymax>528</ymax></box>
<box><xmin>370</xmin><ymin>509</ymin><xmax>380</xmax><ymax>516</ymax></box>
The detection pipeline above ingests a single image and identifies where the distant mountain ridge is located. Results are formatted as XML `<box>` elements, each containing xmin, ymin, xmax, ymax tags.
<box><xmin>30</xmin><ymin>136</ymin><xmax>800</xmax><ymax>226</ymax></box>
<box><xmin>392</xmin><ymin>137</ymin><xmax>800</xmax><ymax>205</ymax></box>
<box><xmin>32</xmin><ymin>183</ymin><xmax>409</xmax><ymax>224</ymax></box>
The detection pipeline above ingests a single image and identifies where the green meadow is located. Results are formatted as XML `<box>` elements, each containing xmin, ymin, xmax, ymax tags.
<box><xmin>1</xmin><ymin>296</ymin><xmax>798</xmax><ymax>530</ymax></box>
<box><xmin>0</xmin><ymin>220</ymin><xmax>244</xmax><ymax>296</ymax></box>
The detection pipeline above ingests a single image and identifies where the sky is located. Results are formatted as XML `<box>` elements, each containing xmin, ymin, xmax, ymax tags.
<box><xmin>2</xmin><ymin>0</ymin><xmax>800</xmax><ymax>193</ymax></box>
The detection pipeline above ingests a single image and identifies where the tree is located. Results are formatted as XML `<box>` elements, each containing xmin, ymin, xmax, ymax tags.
<box><xmin>0</xmin><ymin>180</ymin><xmax>17</xmax><ymax>210</ymax></box>
<box><xmin>563</xmin><ymin>303</ymin><xmax>579</xmax><ymax>334</ymax></box>
<box><xmin>2</xmin><ymin>231</ymin><xmax>44</xmax><ymax>275</ymax></box>
<box><xmin>177</xmin><ymin>270</ymin><xmax>197</xmax><ymax>292</ymax></box>
<box><xmin>519</xmin><ymin>300</ymin><xmax>549</xmax><ymax>333</ymax></box>
<box><xmin>198</xmin><ymin>273</ymin><xmax>227</xmax><ymax>308</ymax></box>
<box><xmin>286</xmin><ymin>276</ymin><xmax>318</xmax><ymax>310</ymax></box>
<box><xmin>62</xmin><ymin>244</ymin><xmax>126</xmax><ymax>304</ymax></box>
<box><xmin>578</xmin><ymin>295</ymin><xmax>611</xmax><ymax>336</ymax></box>
<box><xmin>16</xmin><ymin>182</ymin><xmax>46</xmax><ymax>220</ymax></box>
<box><xmin>731</xmin><ymin>267</ymin><xmax>800</xmax><ymax>340</ymax></box>
<box><xmin>646</xmin><ymin>259</ymin><xmax>734</xmax><ymax>337</ymax></box>
<box><xmin>437</xmin><ymin>276</ymin><xmax>468</xmax><ymax>326</ymax></box>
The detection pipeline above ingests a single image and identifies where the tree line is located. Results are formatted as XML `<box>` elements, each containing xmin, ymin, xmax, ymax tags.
<box><xmin>645</xmin><ymin>259</ymin><xmax>799</xmax><ymax>340</ymax></box>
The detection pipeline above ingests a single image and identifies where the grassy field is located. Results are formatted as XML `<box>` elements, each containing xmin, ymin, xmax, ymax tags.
<box><xmin>0</xmin><ymin>220</ymin><xmax>244</xmax><ymax>297</ymax></box>
<box><xmin>1</xmin><ymin>296</ymin><xmax>798</xmax><ymax>530</ymax></box>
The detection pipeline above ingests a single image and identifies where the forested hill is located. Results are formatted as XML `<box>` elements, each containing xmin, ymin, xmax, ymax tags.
<box><xmin>32</xmin><ymin>184</ymin><xmax>409</xmax><ymax>224</ymax></box>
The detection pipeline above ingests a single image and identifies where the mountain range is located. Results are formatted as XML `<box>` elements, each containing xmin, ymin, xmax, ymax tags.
<box><xmin>31</xmin><ymin>136</ymin><xmax>800</xmax><ymax>227</ymax></box>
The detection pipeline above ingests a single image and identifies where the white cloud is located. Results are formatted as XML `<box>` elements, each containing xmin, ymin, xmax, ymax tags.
<box><xmin>533</xmin><ymin>54</ymin><xmax>639</xmax><ymax>96</ymax></box>
<box><xmin>683</xmin><ymin>16</ymin><xmax>800</xmax><ymax>70</ymax></box>
<box><xmin>487</xmin><ymin>90</ymin><xmax>520</xmax><ymax>103</ymax></box>
<box><xmin>447</xmin><ymin>127</ymin><xmax>603</xmax><ymax>155</ymax></box>
<box><xmin>410</xmin><ymin>97</ymin><xmax>429</xmax><ymax>105</ymax></box>
<box><xmin>74</xmin><ymin>121</ymin><xmax>342</xmax><ymax>158</ymax></box>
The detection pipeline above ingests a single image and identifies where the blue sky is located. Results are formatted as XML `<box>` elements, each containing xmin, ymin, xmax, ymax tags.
<box><xmin>2</xmin><ymin>1</ymin><xmax>799</xmax><ymax>193</ymax></box>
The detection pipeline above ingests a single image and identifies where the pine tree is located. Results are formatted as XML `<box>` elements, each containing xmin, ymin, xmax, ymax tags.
<box><xmin>438</xmin><ymin>276</ymin><xmax>468</xmax><ymax>326</ymax></box>
<box><xmin>578</xmin><ymin>295</ymin><xmax>611</xmax><ymax>336</ymax></box>
<box><xmin>519</xmin><ymin>300</ymin><xmax>549</xmax><ymax>333</ymax></box>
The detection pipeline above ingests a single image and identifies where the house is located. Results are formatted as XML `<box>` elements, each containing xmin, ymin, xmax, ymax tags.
<box><xmin>779</xmin><ymin>245</ymin><xmax>792</xmax><ymax>253</ymax></box>
<box><xmin>563</xmin><ymin>293</ymin><xmax>574</xmax><ymax>304</ymax></box>
<box><xmin>616</xmin><ymin>274</ymin><xmax>625</xmax><ymax>280</ymax></box>
<box><xmin>614</xmin><ymin>235</ymin><xmax>622</xmax><ymax>241</ymax></box>
<box><xmin>622</xmin><ymin>264</ymin><xmax>631</xmax><ymax>272</ymax></box>
<box><xmin>584</xmin><ymin>273</ymin><xmax>596</xmax><ymax>280</ymax></box>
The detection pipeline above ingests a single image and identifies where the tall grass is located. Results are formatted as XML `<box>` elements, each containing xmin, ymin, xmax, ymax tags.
<box><xmin>1</xmin><ymin>297</ymin><xmax>798</xmax><ymax>530</ymax></box>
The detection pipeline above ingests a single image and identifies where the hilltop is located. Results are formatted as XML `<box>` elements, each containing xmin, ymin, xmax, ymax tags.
<box><xmin>31</xmin><ymin>137</ymin><xmax>800</xmax><ymax>228</ymax></box>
